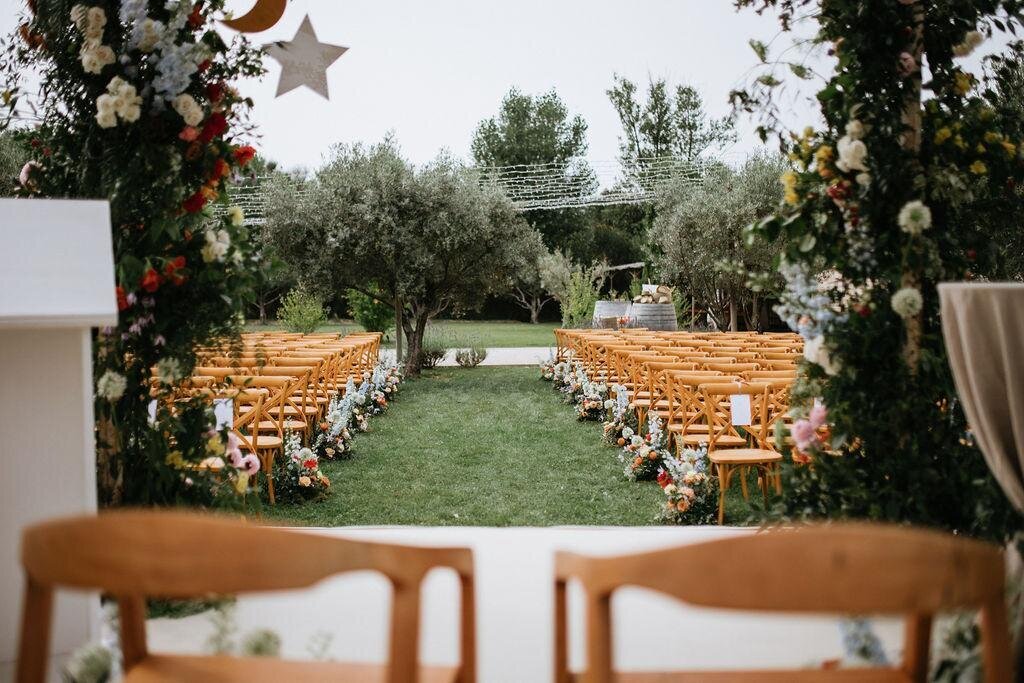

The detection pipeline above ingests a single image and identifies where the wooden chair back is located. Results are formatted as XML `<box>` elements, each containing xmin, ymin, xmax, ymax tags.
<box><xmin>18</xmin><ymin>511</ymin><xmax>476</xmax><ymax>683</ymax></box>
<box><xmin>553</xmin><ymin>524</ymin><xmax>1010</xmax><ymax>683</ymax></box>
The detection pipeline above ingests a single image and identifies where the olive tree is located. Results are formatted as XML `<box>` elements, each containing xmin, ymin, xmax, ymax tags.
<box><xmin>264</xmin><ymin>140</ymin><xmax>537</xmax><ymax>374</ymax></box>
<box><xmin>650</xmin><ymin>153</ymin><xmax>785</xmax><ymax>330</ymax></box>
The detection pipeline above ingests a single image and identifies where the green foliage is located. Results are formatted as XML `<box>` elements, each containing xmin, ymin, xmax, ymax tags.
<box><xmin>264</xmin><ymin>139</ymin><xmax>538</xmax><ymax>375</ymax></box>
<box><xmin>240</xmin><ymin>630</ymin><xmax>282</xmax><ymax>658</ymax></box>
<box><xmin>734</xmin><ymin>0</ymin><xmax>1024</xmax><ymax>542</ymax></box>
<box><xmin>419</xmin><ymin>328</ymin><xmax>453</xmax><ymax>369</ymax></box>
<box><xmin>455</xmin><ymin>340</ymin><xmax>488</xmax><ymax>368</ymax></box>
<box><xmin>651</xmin><ymin>154</ymin><xmax>785</xmax><ymax>329</ymax></box>
<box><xmin>346</xmin><ymin>288</ymin><xmax>393</xmax><ymax>334</ymax></box>
<box><xmin>561</xmin><ymin>270</ymin><xmax>601</xmax><ymax>328</ymax></box>
<box><xmin>0</xmin><ymin>129</ymin><xmax>28</xmax><ymax>196</ymax></box>
<box><xmin>277</xmin><ymin>287</ymin><xmax>326</xmax><ymax>333</ymax></box>
<box><xmin>1</xmin><ymin>1</ymin><xmax>266</xmax><ymax>506</ymax></box>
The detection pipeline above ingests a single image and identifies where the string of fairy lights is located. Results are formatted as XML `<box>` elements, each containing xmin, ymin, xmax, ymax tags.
<box><xmin>221</xmin><ymin>156</ymin><xmax>711</xmax><ymax>224</ymax></box>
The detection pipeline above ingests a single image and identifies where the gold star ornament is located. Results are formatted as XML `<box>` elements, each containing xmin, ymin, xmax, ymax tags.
<box><xmin>264</xmin><ymin>15</ymin><xmax>348</xmax><ymax>100</ymax></box>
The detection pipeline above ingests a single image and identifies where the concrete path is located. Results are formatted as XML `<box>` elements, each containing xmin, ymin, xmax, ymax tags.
<box><xmin>381</xmin><ymin>346</ymin><xmax>555</xmax><ymax>367</ymax></box>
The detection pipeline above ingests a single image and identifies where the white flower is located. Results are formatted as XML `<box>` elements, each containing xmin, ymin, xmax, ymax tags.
<box><xmin>201</xmin><ymin>229</ymin><xmax>231</xmax><ymax>262</ymax></box>
<box><xmin>97</xmin><ymin>370</ymin><xmax>127</xmax><ymax>400</ymax></box>
<box><xmin>173</xmin><ymin>94</ymin><xmax>203</xmax><ymax>126</ymax></box>
<box><xmin>121</xmin><ymin>104</ymin><xmax>141</xmax><ymax>123</ymax></box>
<box><xmin>845</xmin><ymin>119</ymin><xmax>865</xmax><ymax>140</ymax></box>
<box><xmin>836</xmin><ymin>135</ymin><xmax>868</xmax><ymax>173</ymax></box>
<box><xmin>855</xmin><ymin>172</ymin><xmax>872</xmax><ymax>187</ymax></box>
<box><xmin>897</xmin><ymin>200</ymin><xmax>932</xmax><ymax>235</ymax></box>
<box><xmin>891</xmin><ymin>287</ymin><xmax>923</xmax><ymax>318</ymax></box>
<box><xmin>603</xmin><ymin>399</ymin><xmax>614</xmax><ymax>410</ymax></box>
<box><xmin>803</xmin><ymin>335</ymin><xmax>841</xmax><ymax>376</ymax></box>
<box><xmin>664</xmin><ymin>484</ymin><xmax>678</xmax><ymax>495</ymax></box>
<box><xmin>227</xmin><ymin>206</ymin><xmax>244</xmax><ymax>226</ymax></box>
<box><xmin>155</xmin><ymin>357</ymin><xmax>183</xmax><ymax>384</ymax></box>
<box><xmin>86</xmin><ymin>7</ymin><xmax>106</xmax><ymax>33</ymax></box>
<box><xmin>138</xmin><ymin>18</ymin><xmax>162</xmax><ymax>52</ymax></box>
<box><xmin>96</xmin><ymin>93</ymin><xmax>117</xmax><ymax>114</ymax></box>
<box><xmin>953</xmin><ymin>30</ymin><xmax>984</xmax><ymax>58</ymax></box>
<box><xmin>621</xmin><ymin>427</ymin><xmax>634</xmax><ymax>438</ymax></box>
<box><xmin>96</xmin><ymin>109</ymin><xmax>117</xmax><ymax>128</ymax></box>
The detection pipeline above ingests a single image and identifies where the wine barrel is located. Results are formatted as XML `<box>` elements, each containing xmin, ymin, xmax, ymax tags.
<box><xmin>591</xmin><ymin>300</ymin><xmax>631</xmax><ymax>328</ymax></box>
<box><xmin>629</xmin><ymin>303</ymin><xmax>677</xmax><ymax>331</ymax></box>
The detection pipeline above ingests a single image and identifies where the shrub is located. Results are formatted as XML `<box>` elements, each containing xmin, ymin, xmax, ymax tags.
<box><xmin>346</xmin><ymin>288</ymin><xmax>392</xmax><ymax>335</ymax></box>
<box><xmin>277</xmin><ymin>287</ymin><xmax>327</xmax><ymax>333</ymax></box>
<box><xmin>419</xmin><ymin>328</ymin><xmax>452</xmax><ymax>369</ymax></box>
<box><xmin>455</xmin><ymin>341</ymin><xmax>488</xmax><ymax>368</ymax></box>
<box><xmin>561</xmin><ymin>271</ymin><xmax>600</xmax><ymax>328</ymax></box>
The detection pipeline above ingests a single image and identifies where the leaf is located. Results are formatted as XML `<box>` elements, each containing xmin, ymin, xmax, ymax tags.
<box><xmin>749</xmin><ymin>39</ymin><xmax>768</xmax><ymax>63</ymax></box>
<box><xmin>757</xmin><ymin>74</ymin><xmax>782</xmax><ymax>87</ymax></box>
<box><xmin>788</xmin><ymin>63</ymin><xmax>810</xmax><ymax>79</ymax></box>
<box><xmin>799</xmin><ymin>232</ymin><xmax>817</xmax><ymax>252</ymax></box>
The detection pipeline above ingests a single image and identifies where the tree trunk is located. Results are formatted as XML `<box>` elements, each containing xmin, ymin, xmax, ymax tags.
<box><xmin>529</xmin><ymin>298</ymin><xmax>541</xmax><ymax>324</ymax></box>
<box><xmin>729</xmin><ymin>299</ymin><xmax>738</xmax><ymax>332</ymax></box>
<box><xmin>257</xmin><ymin>296</ymin><xmax>267</xmax><ymax>324</ymax></box>
<box><xmin>394</xmin><ymin>295</ymin><xmax>403</xmax><ymax>363</ymax></box>
<box><xmin>402</xmin><ymin>311</ymin><xmax>429</xmax><ymax>377</ymax></box>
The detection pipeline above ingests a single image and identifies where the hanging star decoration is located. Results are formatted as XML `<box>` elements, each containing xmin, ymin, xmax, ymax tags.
<box><xmin>264</xmin><ymin>15</ymin><xmax>347</xmax><ymax>100</ymax></box>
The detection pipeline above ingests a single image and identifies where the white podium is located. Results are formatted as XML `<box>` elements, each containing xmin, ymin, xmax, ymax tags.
<box><xmin>0</xmin><ymin>199</ymin><xmax>116</xmax><ymax>679</ymax></box>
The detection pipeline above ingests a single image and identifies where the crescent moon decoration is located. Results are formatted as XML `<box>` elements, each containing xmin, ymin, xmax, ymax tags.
<box><xmin>221</xmin><ymin>0</ymin><xmax>288</xmax><ymax>33</ymax></box>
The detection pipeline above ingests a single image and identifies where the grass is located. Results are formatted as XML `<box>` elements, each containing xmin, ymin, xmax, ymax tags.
<box><xmin>244</xmin><ymin>319</ymin><xmax>558</xmax><ymax>348</ymax></box>
<box><xmin>265</xmin><ymin>367</ymin><xmax>758</xmax><ymax>527</ymax></box>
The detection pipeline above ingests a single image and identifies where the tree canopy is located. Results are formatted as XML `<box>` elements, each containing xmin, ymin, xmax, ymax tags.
<box><xmin>264</xmin><ymin>139</ymin><xmax>540</xmax><ymax>372</ymax></box>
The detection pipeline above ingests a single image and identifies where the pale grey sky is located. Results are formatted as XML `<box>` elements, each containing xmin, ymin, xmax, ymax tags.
<box><xmin>1</xmin><ymin>0</ymin><xmax>1004</xmax><ymax>173</ymax></box>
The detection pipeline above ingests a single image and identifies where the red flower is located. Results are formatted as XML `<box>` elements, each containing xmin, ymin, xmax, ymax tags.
<box><xmin>205</xmin><ymin>81</ymin><xmax>224</xmax><ymax>103</ymax></box>
<box><xmin>656</xmin><ymin>470</ymin><xmax>671</xmax><ymax>489</ymax></box>
<box><xmin>199</xmin><ymin>112</ymin><xmax>227</xmax><ymax>143</ymax></box>
<box><xmin>116</xmin><ymin>286</ymin><xmax>129</xmax><ymax>311</ymax></box>
<box><xmin>179</xmin><ymin>126</ymin><xmax>199</xmax><ymax>142</ymax></box>
<box><xmin>182</xmin><ymin>191</ymin><xmax>207</xmax><ymax>213</ymax></box>
<box><xmin>302</xmin><ymin>458</ymin><xmax>317</xmax><ymax>470</ymax></box>
<box><xmin>163</xmin><ymin>256</ymin><xmax>187</xmax><ymax>286</ymax></box>
<box><xmin>233</xmin><ymin>145</ymin><xmax>256</xmax><ymax>166</ymax></box>
<box><xmin>212</xmin><ymin>157</ymin><xmax>230</xmax><ymax>179</ymax></box>
<box><xmin>197</xmin><ymin>59</ymin><xmax>211</xmax><ymax>73</ymax></box>
<box><xmin>140</xmin><ymin>268</ymin><xmax>162</xmax><ymax>293</ymax></box>
<box><xmin>187</xmin><ymin>2</ymin><xmax>204</xmax><ymax>28</ymax></box>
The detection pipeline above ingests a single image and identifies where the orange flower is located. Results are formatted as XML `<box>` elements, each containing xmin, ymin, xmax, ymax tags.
<box><xmin>647</xmin><ymin>451</ymin><xmax>658</xmax><ymax>461</ymax></box>
<box><xmin>632</xmin><ymin>456</ymin><xmax>642</xmax><ymax>467</ymax></box>
<box><xmin>616</xmin><ymin>437</ymin><xmax>625</xmax><ymax>446</ymax></box>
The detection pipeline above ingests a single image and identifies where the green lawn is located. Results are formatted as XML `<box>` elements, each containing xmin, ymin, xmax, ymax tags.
<box><xmin>244</xmin><ymin>319</ymin><xmax>558</xmax><ymax>348</ymax></box>
<box><xmin>265</xmin><ymin>367</ymin><xmax>758</xmax><ymax>527</ymax></box>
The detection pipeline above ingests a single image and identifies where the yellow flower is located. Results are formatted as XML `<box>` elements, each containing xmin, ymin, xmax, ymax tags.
<box><xmin>976</xmin><ymin>143</ymin><xmax>987</xmax><ymax>154</ymax></box>
<box><xmin>979</xmin><ymin>107</ymin><xmax>995</xmax><ymax>122</ymax></box>
<box><xmin>780</xmin><ymin>170</ymin><xmax>799</xmax><ymax>204</ymax></box>
<box><xmin>234</xmin><ymin>472</ymin><xmax>249</xmax><ymax>495</ymax></box>
<box><xmin>984</xmin><ymin>131</ymin><xmax>1003</xmax><ymax>144</ymax></box>
<box><xmin>934</xmin><ymin>127</ymin><xmax>952</xmax><ymax>145</ymax></box>
<box><xmin>802</xmin><ymin>126</ymin><xmax>815</xmax><ymax>140</ymax></box>
<box><xmin>953</xmin><ymin>135</ymin><xmax>967</xmax><ymax>150</ymax></box>
<box><xmin>165</xmin><ymin>450</ymin><xmax>185</xmax><ymax>469</ymax></box>
<box><xmin>206</xmin><ymin>436</ymin><xmax>225</xmax><ymax>456</ymax></box>
<box><xmin>970</xmin><ymin>160</ymin><xmax>988</xmax><ymax>175</ymax></box>
<box><xmin>954</xmin><ymin>71</ymin><xmax>973</xmax><ymax>95</ymax></box>
<box><xmin>1002</xmin><ymin>140</ymin><xmax>1017</xmax><ymax>157</ymax></box>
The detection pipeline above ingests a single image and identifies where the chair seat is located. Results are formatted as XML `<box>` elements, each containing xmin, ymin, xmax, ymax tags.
<box><xmin>708</xmin><ymin>448</ymin><xmax>782</xmax><ymax>465</ymax></box>
<box><xmin>667</xmin><ymin>423</ymin><xmax>709</xmax><ymax>433</ymax></box>
<box><xmin>680</xmin><ymin>433</ymin><xmax>746</xmax><ymax>447</ymax></box>
<box><xmin>256</xmin><ymin>419</ymin><xmax>306</xmax><ymax>432</ymax></box>
<box><xmin>292</xmin><ymin>394</ymin><xmax>329</xmax><ymax>405</ymax></box>
<box><xmin>124</xmin><ymin>655</ymin><xmax>459</xmax><ymax>683</ymax></box>
<box><xmin>267</xmin><ymin>405</ymin><xmax>319</xmax><ymax>417</ymax></box>
<box><xmin>633</xmin><ymin>399</ymin><xmax>669</xmax><ymax>408</ymax></box>
<box><xmin>240</xmin><ymin>435</ymin><xmax>283</xmax><ymax>451</ymax></box>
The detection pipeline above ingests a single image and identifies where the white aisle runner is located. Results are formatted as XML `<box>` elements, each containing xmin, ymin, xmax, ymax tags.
<box><xmin>147</xmin><ymin>526</ymin><xmax>903</xmax><ymax>682</ymax></box>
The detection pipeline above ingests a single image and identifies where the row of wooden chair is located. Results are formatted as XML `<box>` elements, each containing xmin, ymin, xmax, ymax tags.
<box><xmin>555</xmin><ymin>330</ymin><xmax>802</xmax><ymax>523</ymax></box>
<box><xmin>17</xmin><ymin>511</ymin><xmax>1012</xmax><ymax>682</ymax></box>
<box><xmin>174</xmin><ymin>332</ymin><xmax>384</xmax><ymax>503</ymax></box>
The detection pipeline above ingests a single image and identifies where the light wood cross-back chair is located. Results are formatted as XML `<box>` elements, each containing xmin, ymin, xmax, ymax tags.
<box><xmin>663</xmin><ymin>370</ymin><xmax>729</xmax><ymax>449</ymax></box>
<box><xmin>698</xmin><ymin>381</ymin><xmax>783</xmax><ymax>522</ymax></box>
<box><xmin>554</xmin><ymin>524</ymin><xmax>1011</xmax><ymax>683</ymax></box>
<box><xmin>17</xmin><ymin>511</ymin><xmax>476</xmax><ymax>683</ymax></box>
<box><xmin>633</xmin><ymin>361</ymin><xmax>698</xmax><ymax>426</ymax></box>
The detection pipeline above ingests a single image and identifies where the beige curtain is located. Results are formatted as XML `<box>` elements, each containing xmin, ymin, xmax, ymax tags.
<box><xmin>939</xmin><ymin>283</ymin><xmax>1024</xmax><ymax>512</ymax></box>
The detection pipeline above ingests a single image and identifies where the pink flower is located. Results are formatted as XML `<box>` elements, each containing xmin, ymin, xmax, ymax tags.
<box><xmin>791</xmin><ymin>419</ymin><xmax>816</xmax><ymax>451</ymax></box>
<box><xmin>809</xmin><ymin>404</ymin><xmax>828</xmax><ymax>429</ymax></box>
<box><xmin>179</xmin><ymin>126</ymin><xmax>199</xmax><ymax>142</ymax></box>
<box><xmin>19</xmin><ymin>160</ymin><xmax>40</xmax><ymax>188</ymax></box>
<box><xmin>240</xmin><ymin>453</ymin><xmax>261</xmax><ymax>476</ymax></box>
<box><xmin>898</xmin><ymin>52</ymin><xmax>918</xmax><ymax>77</ymax></box>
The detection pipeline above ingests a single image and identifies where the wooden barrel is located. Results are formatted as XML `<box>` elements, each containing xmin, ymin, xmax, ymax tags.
<box><xmin>592</xmin><ymin>301</ymin><xmax>631</xmax><ymax>328</ymax></box>
<box><xmin>628</xmin><ymin>303</ymin><xmax>677</xmax><ymax>331</ymax></box>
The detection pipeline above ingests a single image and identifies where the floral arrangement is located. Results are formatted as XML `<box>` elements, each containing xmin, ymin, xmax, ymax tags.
<box><xmin>274</xmin><ymin>431</ymin><xmax>330</xmax><ymax>503</ymax></box>
<box><xmin>656</xmin><ymin>444</ymin><xmax>718</xmax><ymax>525</ymax></box>
<box><xmin>539</xmin><ymin>358</ymin><xmax>556</xmax><ymax>381</ymax></box>
<box><xmin>601</xmin><ymin>384</ymin><xmax>638</xmax><ymax>445</ymax></box>
<box><xmin>617</xmin><ymin>415</ymin><xmax>670</xmax><ymax>482</ymax></box>
<box><xmin>312</xmin><ymin>393</ymin><xmax>357</xmax><ymax>460</ymax></box>
<box><xmin>732</xmin><ymin>0</ymin><xmax>1024</xmax><ymax>540</ymax></box>
<box><xmin>575</xmin><ymin>378</ymin><xmax>608</xmax><ymax>421</ymax></box>
<box><xmin>1</xmin><ymin>1</ymin><xmax>266</xmax><ymax>506</ymax></box>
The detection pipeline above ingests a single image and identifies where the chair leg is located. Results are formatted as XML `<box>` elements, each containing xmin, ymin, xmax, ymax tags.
<box><xmin>739</xmin><ymin>466</ymin><xmax>750</xmax><ymax>501</ymax></box>
<box><xmin>259</xmin><ymin>449</ymin><xmax>276</xmax><ymax>505</ymax></box>
<box><xmin>717</xmin><ymin>464</ymin><xmax>730</xmax><ymax>525</ymax></box>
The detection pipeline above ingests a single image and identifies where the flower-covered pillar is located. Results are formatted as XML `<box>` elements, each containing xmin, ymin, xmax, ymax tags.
<box><xmin>1</xmin><ymin>1</ymin><xmax>265</xmax><ymax>506</ymax></box>
<box><xmin>734</xmin><ymin>0</ymin><xmax>1024</xmax><ymax>542</ymax></box>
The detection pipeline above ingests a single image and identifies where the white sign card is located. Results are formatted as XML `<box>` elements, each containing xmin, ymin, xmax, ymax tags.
<box><xmin>730</xmin><ymin>394</ymin><xmax>752</xmax><ymax>426</ymax></box>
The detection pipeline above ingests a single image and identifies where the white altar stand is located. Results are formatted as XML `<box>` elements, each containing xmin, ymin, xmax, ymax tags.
<box><xmin>0</xmin><ymin>199</ymin><xmax>116</xmax><ymax>681</ymax></box>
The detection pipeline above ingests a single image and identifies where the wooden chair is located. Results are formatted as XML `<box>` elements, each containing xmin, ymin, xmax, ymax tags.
<box><xmin>17</xmin><ymin>510</ymin><xmax>476</xmax><ymax>683</ymax></box>
<box><xmin>553</xmin><ymin>523</ymin><xmax>1011</xmax><ymax>683</ymax></box>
